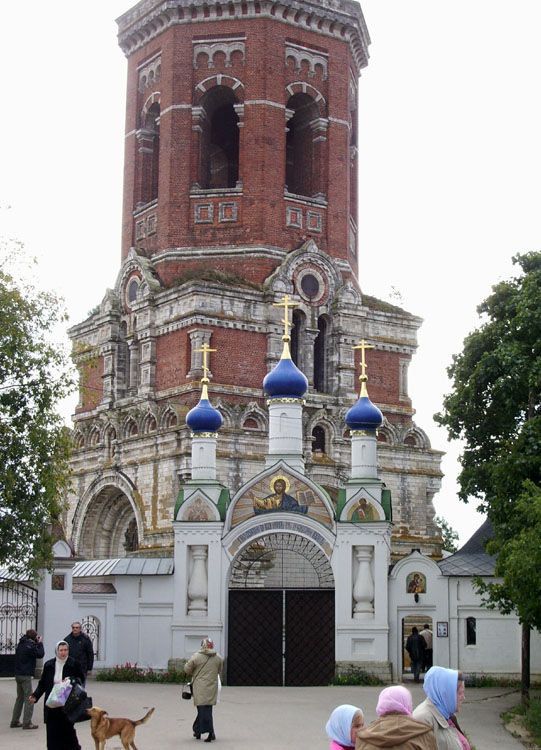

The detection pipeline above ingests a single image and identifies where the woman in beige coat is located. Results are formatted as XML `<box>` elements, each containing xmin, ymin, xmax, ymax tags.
<box><xmin>185</xmin><ymin>638</ymin><xmax>223</xmax><ymax>743</ymax></box>
<box><xmin>412</xmin><ymin>667</ymin><xmax>470</xmax><ymax>750</ymax></box>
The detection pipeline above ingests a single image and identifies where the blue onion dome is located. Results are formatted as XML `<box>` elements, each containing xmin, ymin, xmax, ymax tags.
<box><xmin>263</xmin><ymin>343</ymin><xmax>308</xmax><ymax>399</ymax></box>
<box><xmin>346</xmin><ymin>392</ymin><xmax>383</xmax><ymax>431</ymax></box>
<box><xmin>186</xmin><ymin>383</ymin><xmax>223</xmax><ymax>433</ymax></box>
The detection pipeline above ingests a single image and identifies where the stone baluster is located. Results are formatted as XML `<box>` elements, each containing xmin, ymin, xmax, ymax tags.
<box><xmin>187</xmin><ymin>545</ymin><xmax>208</xmax><ymax>616</ymax></box>
<box><xmin>352</xmin><ymin>545</ymin><xmax>374</xmax><ymax>618</ymax></box>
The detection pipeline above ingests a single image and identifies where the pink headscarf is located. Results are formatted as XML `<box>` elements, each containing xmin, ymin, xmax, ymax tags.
<box><xmin>376</xmin><ymin>686</ymin><xmax>413</xmax><ymax>717</ymax></box>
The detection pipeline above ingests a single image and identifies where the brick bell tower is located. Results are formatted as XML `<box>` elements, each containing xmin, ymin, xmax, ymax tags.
<box><xmin>67</xmin><ymin>0</ymin><xmax>444</xmax><ymax>560</ymax></box>
<box><xmin>119</xmin><ymin>0</ymin><xmax>367</xmax><ymax>283</ymax></box>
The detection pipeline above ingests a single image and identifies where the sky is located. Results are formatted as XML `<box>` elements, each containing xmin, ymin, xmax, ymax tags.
<box><xmin>1</xmin><ymin>1</ymin><xmax>540</xmax><ymax>544</ymax></box>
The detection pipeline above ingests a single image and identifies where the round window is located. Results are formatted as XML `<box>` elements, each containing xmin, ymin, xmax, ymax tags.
<box><xmin>300</xmin><ymin>273</ymin><xmax>319</xmax><ymax>299</ymax></box>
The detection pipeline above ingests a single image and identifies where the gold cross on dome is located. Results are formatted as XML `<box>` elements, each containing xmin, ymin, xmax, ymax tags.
<box><xmin>352</xmin><ymin>339</ymin><xmax>374</xmax><ymax>394</ymax></box>
<box><xmin>195</xmin><ymin>343</ymin><xmax>216</xmax><ymax>382</ymax></box>
<box><xmin>273</xmin><ymin>294</ymin><xmax>297</xmax><ymax>341</ymax></box>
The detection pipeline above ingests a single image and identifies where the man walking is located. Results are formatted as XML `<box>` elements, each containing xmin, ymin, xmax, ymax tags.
<box><xmin>10</xmin><ymin>628</ymin><xmax>44</xmax><ymax>729</ymax></box>
<box><xmin>419</xmin><ymin>623</ymin><xmax>433</xmax><ymax>672</ymax></box>
<box><xmin>405</xmin><ymin>626</ymin><xmax>426</xmax><ymax>683</ymax></box>
<box><xmin>64</xmin><ymin>621</ymin><xmax>94</xmax><ymax>685</ymax></box>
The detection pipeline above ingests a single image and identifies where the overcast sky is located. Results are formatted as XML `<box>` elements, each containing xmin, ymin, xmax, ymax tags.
<box><xmin>1</xmin><ymin>1</ymin><xmax>540</xmax><ymax>544</ymax></box>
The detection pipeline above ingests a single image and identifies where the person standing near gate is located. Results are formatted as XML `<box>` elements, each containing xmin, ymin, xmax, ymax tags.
<box><xmin>10</xmin><ymin>628</ymin><xmax>44</xmax><ymax>729</ymax></box>
<box><xmin>185</xmin><ymin>637</ymin><xmax>223</xmax><ymax>742</ymax></box>
<box><xmin>406</xmin><ymin>627</ymin><xmax>426</xmax><ymax>683</ymax></box>
<box><xmin>64</xmin><ymin>622</ymin><xmax>93</xmax><ymax>685</ymax></box>
<box><xmin>419</xmin><ymin>624</ymin><xmax>433</xmax><ymax>672</ymax></box>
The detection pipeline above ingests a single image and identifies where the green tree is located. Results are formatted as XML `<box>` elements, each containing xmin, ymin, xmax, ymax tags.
<box><xmin>0</xmin><ymin>244</ymin><xmax>73</xmax><ymax>578</ymax></box>
<box><xmin>435</xmin><ymin>516</ymin><xmax>459</xmax><ymax>553</ymax></box>
<box><xmin>435</xmin><ymin>251</ymin><xmax>541</xmax><ymax>702</ymax></box>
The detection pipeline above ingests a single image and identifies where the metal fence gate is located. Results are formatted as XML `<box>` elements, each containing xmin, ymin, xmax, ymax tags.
<box><xmin>227</xmin><ymin>533</ymin><xmax>335</xmax><ymax>686</ymax></box>
<box><xmin>0</xmin><ymin>578</ymin><xmax>38</xmax><ymax>677</ymax></box>
<box><xmin>227</xmin><ymin>589</ymin><xmax>335</xmax><ymax>686</ymax></box>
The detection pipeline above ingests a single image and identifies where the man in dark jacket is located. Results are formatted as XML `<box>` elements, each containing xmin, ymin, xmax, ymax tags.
<box><xmin>64</xmin><ymin>622</ymin><xmax>94</xmax><ymax>685</ymax></box>
<box><xmin>10</xmin><ymin>628</ymin><xmax>44</xmax><ymax>729</ymax></box>
<box><xmin>405</xmin><ymin>627</ymin><xmax>426</xmax><ymax>683</ymax></box>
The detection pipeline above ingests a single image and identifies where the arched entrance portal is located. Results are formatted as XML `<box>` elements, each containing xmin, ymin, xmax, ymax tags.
<box><xmin>77</xmin><ymin>486</ymin><xmax>138</xmax><ymax>558</ymax></box>
<box><xmin>227</xmin><ymin>533</ymin><xmax>335</xmax><ymax>686</ymax></box>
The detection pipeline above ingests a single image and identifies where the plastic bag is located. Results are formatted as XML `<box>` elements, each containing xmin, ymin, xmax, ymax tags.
<box><xmin>46</xmin><ymin>679</ymin><xmax>73</xmax><ymax>709</ymax></box>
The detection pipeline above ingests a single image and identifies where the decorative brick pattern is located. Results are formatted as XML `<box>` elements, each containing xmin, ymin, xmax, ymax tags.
<box><xmin>193</xmin><ymin>38</ymin><xmax>245</xmax><ymax>69</ymax></box>
<box><xmin>286</xmin><ymin>206</ymin><xmax>303</xmax><ymax>228</ymax></box>
<box><xmin>218</xmin><ymin>202</ymin><xmax>238</xmax><ymax>223</ymax></box>
<box><xmin>306</xmin><ymin>211</ymin><xmax>322</xmax><ymax>232</ymax></box>
<box><xmin>194</xmin><ymin>203</ymin><xmax>214</xmax><ymax>224</ymax></box>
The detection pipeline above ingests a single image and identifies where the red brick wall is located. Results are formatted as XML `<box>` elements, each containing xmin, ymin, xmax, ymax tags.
<box><xmin>210</xmin><ymin>328</ymin><xmax>268</xmax><ymax>387</ymax></box>
<box><xmin>77</xmin><ymin>356</ymin><xmax>104</xmax><ymax>412</ymax></box>
<box><xmin>354</xmin><ymin>349</ymin><xmax>409</xmax><ymax>408</ymax></box>
<box><xmin>120</xmin><ymin>17</ymin><xmax>357</xmax><ymax>277</ymax></box>
<box><xmin>155</xmin><ymin>329</ymin><xmax>190</xmax><ymax>390</ymax></box>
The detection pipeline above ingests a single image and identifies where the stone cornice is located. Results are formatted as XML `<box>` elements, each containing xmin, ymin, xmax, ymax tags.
<box><xmin>117</xmin><ymin>0</ymin><xmax>370</xmax><ymax>73</ymax></box>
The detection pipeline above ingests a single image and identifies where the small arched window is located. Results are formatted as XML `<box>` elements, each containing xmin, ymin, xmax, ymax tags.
<box><xmin>466</xmin><ymin>617</ymin><xmax>476</xmax><ymax>646</ymax></box>
<box><xmin>314</xmin><ymin>315</ymin><xmax>329</xmax><ymax>393</ymax></box>
<box><xmin>81</xmin><ymin>616</ymin><xmax>101</xmax><ymax>660</ymax></box>
<box><xmin>243</xmin><ymin>417</ymin><xmax>259</xmax><ymax>430</ymax></box>
<box><xmin>404</xmin><ymin>435</ymin><xmax>417</xmax><ymax>447</ymax></box>
<box><xmin>291</xmin><ymin>309</ymin><xmax>306</xmax><ymax>370</ymax></box>
<box><xmin>138</xmin><ymin>102</ymin><xmax>160</xmax><ymax>204</ymax></box>
<box><xmin>312</xmin><ymin>425</ymin><xmax>326</xmax><ymax>453</ymax></box>
<box><xmin>285</xmin><ymin>93</ymin><xmax>320</xmax><ymax>198</ymax></box>
<box><xmin>200</xmin><ymin>87</ymin><xmax>239</xmax><ymax>189</ymax></box>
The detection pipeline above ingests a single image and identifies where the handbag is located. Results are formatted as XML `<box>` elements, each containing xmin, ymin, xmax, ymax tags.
<box><xmin>181</xmin><ymin>682</ymin><xmax>192</xmax><ymax>700</ymax></box>
<box><xmin>46</xmin><ymin>679</ymin><xmax>73</xmax><ymax>708</ymax></box>
<box><xmin>62</xmin><ymin>680</ymin><xmax>93</xmax><ymax>723</ymax></box>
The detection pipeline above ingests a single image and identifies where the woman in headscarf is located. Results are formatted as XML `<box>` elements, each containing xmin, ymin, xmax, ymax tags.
<box><xmin>325</xmin><ymin>704</ymin><xmax>364</xmax><ymax>749</ymax></box>
<box><xmin>412</xmin><ymin>667</ymin><xmax>470</xmax><ymax>750</ymax></box>
<box><xmin>29</xmin><ymin>640</ymin><xmax>85</xmax><ymax>749</ymax></box>
<box><xmin>185</xmin><ymin>637</ymin><xmax>223</xmax><ymax>743</ymax></box>
<box><xmin>356</xmin><ymin>685</ymin><xmax>436</xmax><ymax>749</ymax></box>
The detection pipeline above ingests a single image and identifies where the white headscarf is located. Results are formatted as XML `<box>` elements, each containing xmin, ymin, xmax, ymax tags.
<box><xmin>54</xmin><ymin>640</ymin><xmax>69</xmax><ymax>683</ymax></box>
<box><xmin>326</xmin><ymin>704</ymin><xmax>363</xmax><ymax>748</ymax></box>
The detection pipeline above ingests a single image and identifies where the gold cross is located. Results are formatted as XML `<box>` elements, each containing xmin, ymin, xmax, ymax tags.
<box><xmin>352</xmin><ymin>339</ymin><xmax>374</xmax><ymax>395</ymax></box>
<box><xmin>273</xmin><ymin>294</ymin><xmax>297</xmax><ymax>341</ymax></box>
<box><xmin>195</xmin><ymin>342</ymin><xmax>216</xmax><ymax>382</ymax></box>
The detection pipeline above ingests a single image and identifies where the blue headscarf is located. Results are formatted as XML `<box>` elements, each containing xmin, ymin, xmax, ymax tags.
<box><xmin>325</xmin><ymin>704</ymin><xmax>363</xmax><ymax>748</ymax></box>
<box><xmin>423</xmin><ymin>666</ymin><xmax>458</xmax><ymax>719</ymax></box>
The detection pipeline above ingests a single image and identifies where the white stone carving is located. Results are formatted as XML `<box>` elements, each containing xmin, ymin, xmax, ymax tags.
<box><xmin>187</xmin><ymin>545</ymin><xmax>208</xmax><ymax>616</ymax></box>
<box><xmin>285</xmin><ymin>43</ymin><xmax>328</xmax><ymax>80</ymax></box>
<box><xmin>193</xmin><ymin>39</ymin><xmax>245</xmax><ymax>69</ymax></box>
<box><xmin>138</xmin><ymin>56</ymin><xmax>161</xmax><ymax>92</ymax></box>
<box><xmin>353</xmin><ymin>545</ymin><xmax>374</xmax><ymax>618</ymax></box>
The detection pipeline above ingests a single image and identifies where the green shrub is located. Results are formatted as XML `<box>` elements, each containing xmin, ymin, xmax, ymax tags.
<box><xmin>524</xmin><ymin>697</ymin><xmax>541</xmax><ymax>746</ymax></box>
<box><xmin>96</xmin><ymin>662</ymin><xmax>187</xmax><ymax>684</ymax></box>
<box><xmin>465</xmin><ymin>674</ymin><xmax>520</xmax><ymax>688</ymax></box>
<box><xmin>331</xmin><ymin>672</ymin><xmax>384</xmax><ymax>687</ymax></box>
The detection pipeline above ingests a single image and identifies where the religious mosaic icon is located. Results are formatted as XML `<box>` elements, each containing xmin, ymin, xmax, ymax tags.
<box><xmin>230</xmin><ymin>472</ymin><xmax>331</xmax><ymax>528</ymax></box>
<box><xmin>406</xmin><ymin>572</ymin><xmax>427</xmax><ymax>594</ymax></box>
<box><xmin>347</xmin><ymin>498</ymin><xmax>379</xmax><ymax>522</ymax></box>
<box><xmin>182</xmin><ymin>497</ymin><xmax>212</xmax><ymax>521</ymax></box>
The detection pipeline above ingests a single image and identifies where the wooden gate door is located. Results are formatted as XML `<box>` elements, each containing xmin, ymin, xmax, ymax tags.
<box><xmin>285</xmin><ymin>590</ymin><xmax>334</xmax><ymax>686</ymax></box>
<box><xmin>227</xmin><ymin>590</ymin><xmax>283</xmax><ymax>685</ymax></box>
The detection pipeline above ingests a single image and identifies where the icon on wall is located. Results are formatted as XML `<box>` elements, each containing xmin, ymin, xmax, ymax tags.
<box><xmin>406</xmin><ymin>572</ymin><xmax>426</xmax><ymax>594</ymax></box>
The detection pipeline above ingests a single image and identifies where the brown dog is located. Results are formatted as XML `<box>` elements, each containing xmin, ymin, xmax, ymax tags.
<box><xmin>87</xmin><ymin>705</ymin><xmax>155</xmax><ymax>750</ymax></box>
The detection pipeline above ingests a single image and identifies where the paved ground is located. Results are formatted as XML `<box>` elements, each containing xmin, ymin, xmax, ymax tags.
<box><xmin>0</xmin><ymin>678</ymin><xmax>526</xmax><ymax>749</ymax></box>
